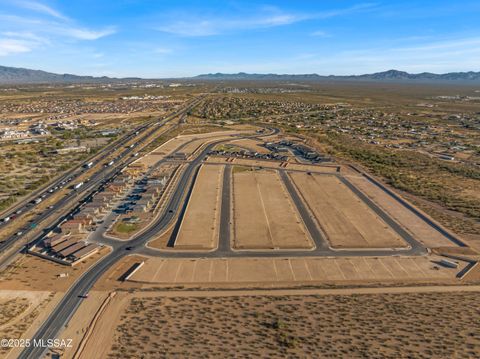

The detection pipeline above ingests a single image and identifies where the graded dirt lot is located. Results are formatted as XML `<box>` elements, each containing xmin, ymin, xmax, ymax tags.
<box><xmin>53</xmin><ymin>290</ymin><xmax>113</xmax><ymax>359</ymax></box>
<box><xmin>229</xmin><ymin>138</ymin><xmax>270</xmax><ymax>153</ymax></box>
<box><xmin>205</xmin><ymin>156</ymin><xmax>339</xmax><ymax>173</ymax></box>
<box><xmin>58</xmin><ymin>291</ymin><xmax>131</xmax><ymax>359</ymax></box>
<box><xmin>134</xmin><ymin>136</ymin><xmax>188</xmax><ymax>168</ymax></box>
<box><xmin>0</xmin><ymin>248</ymin><xmax>109</xmax><ymax>291</ymax></box>
<box><xmin>180</xmin><ymin>136</ymin><xmax>236</xmax><ymax>157</ymax></box>
<box><xmin>128</xmin><ymin>255</ymin><xmax>463</xmax><ymax>286</ymax></box>
<box><xmin>134</xmin><ymin>129</ymin><xmax>253</xmax><ymax>167</ymax></box>
<box><xmin>346</xmin><ymin>174</ymin><xmax>457</xmax><ymax>248</ymax></box>
<box><xmin>232</xmin><ymin>169</ymin><xmax>312</xmax><ymax>249</ymax></box>
<box><xmin>0</xmin><ymin>290</ymin><xmax>50</xmax><ymax>357</ymax></box>
<box><xmin>0</xmin><ymin>289</ymin><xmax>63</xmax><ymax>359</ymax></box>
<box><xmin>104</xmin><ymin>291</ymin><xmax>480</xmax><ymax>358</ymax></box>
<box><xmin>175</xmin><ymin>164</ymin><xmax>224</xmax><ymax>250</ymax></box>
<box><xmin>289</xmin><ymin>173</ymin><xmax>406</xmax><ymax>249</ymax></box>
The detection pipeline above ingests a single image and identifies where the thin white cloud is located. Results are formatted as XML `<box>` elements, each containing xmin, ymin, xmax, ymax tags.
<box><xmin>0</xmin><ymin>38</ymin><xmax>33</xmax><ymax>56</ymax></box>
<box><xmin>154</xmin><ymin>47</ymin><xmax>173</xmax><ymax>54</ymax></box>
<box><xmin>310</xmin><ymin>30</ymin><xmax>331</xmax><ymax>38</ymax></box>
<box><xmin>157</xmin><ymin>15</ymin><xmax>302</xmax><ymax>37</ymax></box>
<box><xmin>302</xmin><ymin>35</ymin><xmax>480</xmax><ymax>74</ymax></box>
<box><xmin>1</xmin><ymin>31</ymin><xmax>49</xmax><ymax>44</ymax></box>
<box><xmin>156</xmin><ymin>3</ymin><xmax>376</xmax><ymax>37</ymax></box>
<box><xmin>1</xmin><ymin>1</ymin><xmax>116</xmax><ymax>43</ymax></box>
<box><xmin>316</xmin><ymin>2</ymin><xmax>378</xmax><ymax>19</ymax></box>
<box><xmin>62</xmin><ymin>27</ymin><xmax>117</xmax><ymax>40</ymax></box>
<box><xmin>390</xmin><ymin>37</ymin><xmax>480</xmax><ymax>52</ymax></box>
<box><xmin>14</xmin><ymin>0</ymin><xmax>68</xmax><ymax>20</ymax></box>
<box><xmin>159</xmin><ymin>20</ymin><xmax>216</xmax><ymax>37</ymax></box>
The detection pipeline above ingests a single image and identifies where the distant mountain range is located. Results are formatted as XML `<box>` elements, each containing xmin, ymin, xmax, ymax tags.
<box><xmin>1</xmin><ymin>65</ymin><xmax>480</xmax><ymax>84</ymax></box>
<box><xmin>194</xmin><ymin>69</ymin><xmax>480</xmax><ymax>82</ymax></box>
<box><xmin>0</xmin><ymin>65</ymin><xmax>140</xmax><ymax>84</ymax></box>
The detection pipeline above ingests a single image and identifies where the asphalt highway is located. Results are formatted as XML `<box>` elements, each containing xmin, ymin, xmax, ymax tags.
<box><xmin>18</xmin><ymin>135</ymin><xmax>223</xmax><ymax>359</ymax></box>
<box><xmin>0</xmin><ymin>96</ymin><xmax>204</xmax><ymax>255</ymax></box>
<box><xmin>19</xmin><ymin>126</ymin><xmax>438</xmax><ymax>358</ymax></box>
<box><xmin>138</xmin><ymin>166</ymin><xmax>428</xmax><ymax>259</ymax></box>
<box><xmin>0</xmin><ymin>120</ymin><xmax>151</xmax><ymax>224</ymax></box>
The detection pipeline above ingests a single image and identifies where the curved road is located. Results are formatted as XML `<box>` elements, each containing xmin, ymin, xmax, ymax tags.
<box><xmin>19</xmin><ymin>126</ymin><xmax>435</xmax><ymax>358</ymax></box>
<box><xmin>18</xmin><ymin>135</ymin><xmax>247</xmax><ymax>358</ymax></box>
<box><xmin>0</xmin><ymin>95</ymin><xmax>204</xmax><ymax>255</ymax></box>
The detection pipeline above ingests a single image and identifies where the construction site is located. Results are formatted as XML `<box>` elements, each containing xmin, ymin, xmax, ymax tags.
<box><xmin>2</xmin><ymin>127</ymin><xmax>479</xmax><ymax>359</ymax></box>
<box><xmin>49</xmin><ymin>132</ymin><xmax>478</xmax><ymax>359</ymax></box>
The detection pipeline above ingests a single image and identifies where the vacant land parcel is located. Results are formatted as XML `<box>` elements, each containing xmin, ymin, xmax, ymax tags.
<box><xmin>346</xmin><ymin>174</ymin><xmax>457</xmax><ymax>248</ymax></box>
<box><xmin>106</xmin><ymin>291</ymin><xmax>480</xmax><ymax>358</ymax></box>
<box><xmin>289</xmin><ymin>173</ymin><xmax>406</xmax><ymax>249</ymax></box>
<box><xmin>174</xmin><ymin>164</ymin><xmax>224</xmax><ymax>250</ymax></box>
<box><xmin>232</xmin><ymin>168</ymin><xmax>313</xmax><ymax>249</ymax></box>
<box><xmin>128</xmin><ymin>255</ymin><xmax>462</xmax><ymax>285</ymax></box>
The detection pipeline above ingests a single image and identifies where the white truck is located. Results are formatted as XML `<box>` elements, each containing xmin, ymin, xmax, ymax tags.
<box><xmin>73</xmin><ymin>182</ymin><xmax>84</xmax><ymax>190</ymax></box>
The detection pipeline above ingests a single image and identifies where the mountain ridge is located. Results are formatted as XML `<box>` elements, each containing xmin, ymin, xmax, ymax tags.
<box><xmin>194</xmin><ymin>69</ymin><xmax>480</xmax><ymax>82</ymax></box>
<box><xmin>1</xmin><ymin>65</ymin><xmax>480</xmax><ymax>84</ymax></box>
<box><xmin>0</xmin><ymin>65</ymin><xmax>140</xmax><ymax>84</ymax></box>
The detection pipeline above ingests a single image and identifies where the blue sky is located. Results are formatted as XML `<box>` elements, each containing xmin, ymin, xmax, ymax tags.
<box><xmin>0</xmin><ymin>0</ymin><xmax>479</xmax><ymax>77</ymax></box>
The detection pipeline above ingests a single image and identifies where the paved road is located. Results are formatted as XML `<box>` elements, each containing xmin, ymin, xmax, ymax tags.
<box><xmin>18</xmin><ymin>133</ymin><xmax>230</xmax><ymax>358</ymax></box>
<box><xmin>0</xmin><ymin>96</ymin><xmax>204</xmax><ymax>257</ymax></box>
<box><xmin>217</xmin><ymin>165</ymin><xmax>232</xmax><ymax>252</ymax></box>
<box><xmin>19</xmin><ymin>126</ymin><xmax>435</xmax><ymax>358</ymax></box>
<box><xmin>139</xmin><ymin>167</ymin><xmax>428</xmax><ymax>259</ymax></box>
<box><xmin>0</xmin><ymin>122</ymin><xmax>147</xmax><ymax>220</ymax></box>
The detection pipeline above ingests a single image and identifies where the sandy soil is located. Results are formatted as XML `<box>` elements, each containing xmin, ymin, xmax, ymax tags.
<box><xmin>145</xmin><ymin>224</ymin><xmax>174</xmax><ymax>250</ymax></box>
<box><xmin>233</xmin><ymin>169</ymin><xmax>313</xmax><ymax>249</ymax></box>
<box><xmin>175</xmin><ymin>164</ymin><xmax>224</xmax><ymax>250</ymax></box>
<box><xmin>128</xmin><ymin>255</ymin><xmax>464</xmax><ymax>286</ymax></box>
<box><xmin>104</xmin><ymin>291</ymin><xmax>480</xmax><ymax>358</ymax></box>
<box><xmin>93</xmin><ymin>255</ymin><xmax>148</xmax><ymax>291</ymax></box>
<box><xmin>134</xmin><ymin>129</ymin><xmax>251</xmax><ymax>167</ymax></box>
<box><xmin>290</xmin><ymin>173</ymin><xmax>406</xmax><ymax>249</ymax></box>
<box><xmin>0</xmin><ymin>247</ymin><xmax>110</xmax><ymax>291</ymax></box>
<box><xmin>53</xmin><ymin>290</ymin><xmax>111</xmax><ymax>359</ymax></box>
<box><xmin>229</xmin><ymin>138</ymin><xmax>271</xmax><ymax>154</ymax></box>
<box><xmin>205</xmin><ymin>156</ymin><xmax>340</xmax><ymax>173</ymax></box>
<box><xmin>347</xmin><ymin>174</ymin><xmax>457</xmax><ymax>248</ymax></box>
<box><xmin>0</xmin><ymin>290</ymin><xmax>61</xmax><ymax>359</ymax></box>
<box><xmin>462</xmin><ymin>262</ymin><xmax>480</xmax><ymax>282</ymax></box>
<box><xmin>70</xmin><ymin>291</ymin><xmax>130</xmax><ymax>359</ymax></box>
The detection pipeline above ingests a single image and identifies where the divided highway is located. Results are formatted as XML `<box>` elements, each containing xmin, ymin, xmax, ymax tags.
<box><xmin>18</xmin><ymin>135</ymin><xmax>221</xmax><ymax>359</ymax></box>
<box><xmin>19</xmin><ymin>126</ymin><xmax>431</xmax><ymax>358</ymax></box>
<box><xmin>0</xmin><ymin>95</ymin><xmax>205</xmax><ymax>256</ymax></box>
<box><xmin>19</xmin><ymin>129</ymin><xmax>276</xmax><ymax>359</ymax></box>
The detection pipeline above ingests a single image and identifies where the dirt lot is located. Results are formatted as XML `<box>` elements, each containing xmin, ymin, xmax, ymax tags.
<box><xmin>175</xmin><ymin>164</ymin><xmax>224</xmax><ymax>250</ymax></box>
<box><xmin>104</xmin><ymin>290</ymin><xmax>480</xmax><ymax>358</ymax></box>
<box><xmin>0</xmin><ymin>248</ymin><xmax>110</xmax><ymax>291</ymax></box>
<box><xmin>136</xmin><ymin>129</ymin><xmax>253</xmax><ymax>167</ymax></box>
<box><xmin>290</xmin><ymin>172</ymin><xmax>406</xmax><ymax>249</ymax></box>
<box><xmin>205</xmin><ymin>156</ymin><xmax>339</xmax><ymax>173</ymax></box>
<box><xmin>128</xmin><ymin>255</ymin><xmax>463</xmax><ymax>286</ymax></box>
<box><xmin>229</xmin><ymin>138</ymin><xmax>271</xmax><ymax>154</ymax></box>
<box><xmin>346</xmin><ymin>174</ymin><xmax>458</xmax><ymax>248</ymax></box>
<box><xmin>53</xmin><ymin>290</ymin><xmax>113</xmax><ymax>359</ymax></box>
<box><xmin>0</xmin><ymin>290</ymin><xmax>51</xmax><ymax>357</ymax></box>
<box><xmin>232</xmin><ymin>168</ymin><xmax>313</xmax><ymax>249</ymax></box>
<box><xmin>0</xmin><ymin>289</ymin><xmax>64</xmax><ymax>359</ymax></box>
